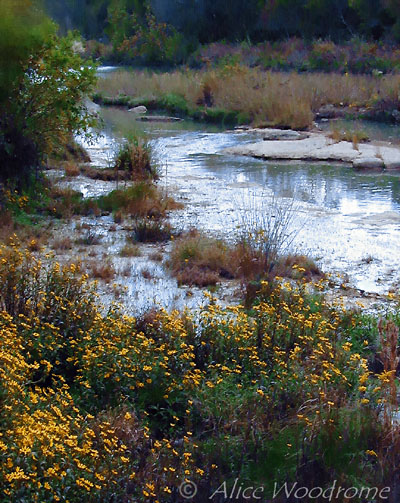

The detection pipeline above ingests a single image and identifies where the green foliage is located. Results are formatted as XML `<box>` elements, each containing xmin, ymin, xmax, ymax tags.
<box><xmin>0</xmin><ymin>0</ymin><xmax>54</xmax><ymax>102</ymax></box>
<box><xmin>96</xmin><ymin>182</ymin><xmax>156</xmax><ymax>213</ymax></box>
<box><xmin>113</xmin><ymin>136</ymin><xmax>157</xmax><ymax>180</ymax></box>
<box><xmin>17</xmin><ymin>32</ymin><xmax>97</xmax><ymax>154</ymax></box>
<box><xmin>0</xmin><ymin>1</ymin><xmax>97</xmax><ymax>186</ymax></box>
<box><xmin>159</xmin><ymin>93</ymin><xmax>189</xmax><ymax>115</ymax></box>
<box><xmin>108</xmin><ymin>4</ymin><xmax>189</xmax><ymax>65</ymax></box>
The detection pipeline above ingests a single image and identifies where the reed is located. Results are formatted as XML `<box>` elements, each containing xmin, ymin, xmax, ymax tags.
<box><xmin>96</xmin><ymin>68</ymin><xmax>400</xmax><ymax>129</ymax></box>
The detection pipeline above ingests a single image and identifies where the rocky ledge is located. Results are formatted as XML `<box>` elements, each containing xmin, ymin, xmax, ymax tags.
<box><xmin>224</xmin><ymin>132</ymin><xmax>400</xmax><ymax>171</ymax></box>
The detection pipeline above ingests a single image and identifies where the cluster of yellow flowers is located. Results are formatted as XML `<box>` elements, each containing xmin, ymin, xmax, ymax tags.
<box><xmin>0</xmin><ymin>242</ymin><xmax>395</xmax><ymax>501</ymax></box>
<box><xmin>3</xmin><ymin>189</ymin><xmax>29</xmax><ymax>211</ymax></box>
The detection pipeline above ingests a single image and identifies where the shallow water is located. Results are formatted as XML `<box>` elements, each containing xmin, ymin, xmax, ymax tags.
<box><xmin>318</xmin><ymin>118</ymin><xmax>400</xmax><ymax>145</ymax></box>
<box><xmin>76</xmin><ymin>106</ymin><xmax>400</xmax><ymax>298</ymax></box>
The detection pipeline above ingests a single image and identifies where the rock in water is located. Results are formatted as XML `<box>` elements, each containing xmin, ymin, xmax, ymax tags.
<box><xmin>128</xmin><ymin>105</ymin><xmax>147</xmax><ymax>114</ymax></box>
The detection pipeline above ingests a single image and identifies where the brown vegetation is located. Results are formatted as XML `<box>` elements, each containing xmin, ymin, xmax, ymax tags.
<box><xmin>169</xmin><ymin>230</ymin><xmax>322</xmax><ymax>287</ymax></box>
<box><xmin>328</xmin><ymin>126</ymin><xmax>369</xmax><ymax>147</ymax></box>
<box><xmin>96</xmin><ymin>68</ymin><xmax>400</xmax><ymax>129</ymax></box>
<box><xmin>81</xmin><ymin>166</ymin><xmax>131</xmax><ymax>181</ymax></box>
<box><xmin>119</xmin><ymin>243</ymin><xmax>142</xmax><ymax>257</ymax></box>
<box><xmin>114</xmin><ymin>139</ymin><xmax>158</xmax><ymax>181</ymax></box>
<box><xmin>149</xmin><ymin>250</ymin><xmax>163</xmax><ymax>262</ymax></box>
<box><xmin>132</xmin><ymin>217</ymin><xmax>173</xmax><ymax>243</ymax></box>
<box><xmin>64</xmin><ymin>162</ymin><xmax>80</xmax><ymax>177</ymax></box>
<box><xmin>97</xmin><ymin>182</ymin><xmax>183</xmax><ymax>220</ymax></box>
<box><xmin>87</xmin><ymin>260</ymin><xmax>116</xmax><ymax>282</ymax></box>
<box><xmin>51</xmin><ymin>236</ymin><xmax>73</xmax><ymax>251</ymax></box>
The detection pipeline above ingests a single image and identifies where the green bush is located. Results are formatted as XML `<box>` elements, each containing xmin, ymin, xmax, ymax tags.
<box><xmin>160</xmin><ymin>93</ymin><xmax>190</xmax><ymax>115</ymax></box>
<box><xmin>0</xmin><ymin>2</ymin><xmax>97</xmax><ymax>186</ymax></box>
<box><xmin>113</xmin><ymin>137</ymin><xmax>158</xmax><ymax>180</ymax></box>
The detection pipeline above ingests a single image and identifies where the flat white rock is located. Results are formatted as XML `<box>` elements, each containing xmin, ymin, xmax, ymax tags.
<box><xmin>224</xmin><ymin>133</ymin><xmax>400</xmax><ymax>171</ymax></box>
<box><xmin>128</xmin><ymin>105</ymin><xmax>147</xmax><ymax>114</ymax></box>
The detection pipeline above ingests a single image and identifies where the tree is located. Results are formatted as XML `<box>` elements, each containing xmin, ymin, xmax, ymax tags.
<box><xmin>0</xmin><ymin>0</ymin><xmax>97</xmax><ymax>185</ymax></box>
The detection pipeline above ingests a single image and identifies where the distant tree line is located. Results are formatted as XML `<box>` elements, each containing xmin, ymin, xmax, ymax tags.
<box><xmin>45</xmin><ymin>0</ymin><xmax>400</xmax><ymax>43</ymax></box>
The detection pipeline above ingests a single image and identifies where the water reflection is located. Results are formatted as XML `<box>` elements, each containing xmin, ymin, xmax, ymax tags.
<box><xmin>91</xmin><ymin>106</ymin><xmax>400</xmax><ymax>293</ymax></box>
<box><xmin>98</xmin><ymin>107</ymin><xmax>400</xmax><ymax>214</ymax></box>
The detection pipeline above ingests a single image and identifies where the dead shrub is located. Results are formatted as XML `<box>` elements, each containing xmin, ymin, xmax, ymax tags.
<box><xmin>76</xmin><ymin>229</ymin><xmax>102</xmax><ymax>246</ymax></box>
<box><xmin>64</xmin><ymin>162</ymin><xmax>80</xmax><ymax>177</ymax></box>
<box><xmin>81</xmin><ymin>166</ymin><xmax>131</xmax><ymax>181</ymax></box>
<box><xmin>114</xmin><ymin>210</ymin><xmax>123</xmax><ymax>223</ymax></box>
<box><xmin>120</xmin><ymin>264</ymin><xmax>132</xmax><ymax>277</ymax></box>
<box><xmin>175</xmin><ymin>266</ymin><xmax>220</xmax><ymax>287</ymax></box>
<box><xmin>51</xmin><ymin>236</ymin><xmax>73</xmax><ymax>251</ymax></box>
<box><xmin>87</xmin><ymin>260</ymin><xmax>116</xmax><ymax>282</ymax></box>
<box><xmin>229</xmin><ymin>241</ymin><xmax>265</xmax><ymax>280</ymax></box>
<box><xmin>132</xmin><ymin>218</ymin><xmax>173</xmax><ymax>243</ymax></box>
<box><xmin>169</xmin><ymin>230</ymin><xmax>232</xmax><ymax>286</ymax></box>
<box><xmin>149</xmin><ymin>251</ymin><xmax>163</xmax><ymax>262</ymax></box>
<box><xmin>119</xmin><ymin>243</ymin><xmax>142</xmax><ymax>257</ymax></box>
<box><xmin>141</xmin><ymin>268</ymin><xmax>153</xmax><ymax>280</ymax></box>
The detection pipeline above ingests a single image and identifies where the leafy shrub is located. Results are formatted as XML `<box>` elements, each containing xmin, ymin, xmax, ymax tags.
<box><xmin>114</xmin><ymin>6</ymin><xmax>188</xmax><ymax>65</ymax></box>
<box><xmin>1</xmin><ymin>17</ymin><xmax>97</xmax><ymax>185</ymax></box>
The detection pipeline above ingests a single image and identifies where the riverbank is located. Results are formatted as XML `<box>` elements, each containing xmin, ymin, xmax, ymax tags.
<box><xmin>2</xmin><ymin>100</ymin><xmax>400</xmax><ymax>503</ymax></box>
<box><xmin>94</xmin><ymin>67</ymin><xmax>400</xmax><ymax>130</ymax></box>
<box><xmin>39</xmin><ymin>111</ymin><xmax>399</xmax><ymax>314</ymax></box>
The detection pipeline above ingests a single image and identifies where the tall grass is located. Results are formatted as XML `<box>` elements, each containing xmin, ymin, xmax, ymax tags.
<box><xmin>96</xmin><ymin>68</ymin><xmax>400</xmax><ymax>129</ymax></box>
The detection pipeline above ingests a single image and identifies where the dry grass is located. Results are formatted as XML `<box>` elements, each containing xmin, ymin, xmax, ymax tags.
<box><xmin>96</xmin><ymin>69</ymin><xmax>200</xmax><ymax>104</ymax></box>
<box><xmin>96</xmin><ymin>68</ymin><xmax>400</xmax><ymax>129</ymax></box>
<box><xmin>149</xmin><ymin>250</ymin><xmax>163</xmax><ymax>262</ymax></box>
<box><xmin>175</xmin><ymin>266</ymin><xmax>220</xmax><ymax>287</ymax></box>
<box><xmin>51</xmin><ymin>236</ymin><xmax>73</xmax><ymax>251</ymax></box>
<box><xmin>132</xmin><ymin>218</ymin><xmax>173</xmax><ymax>243</ymax></box>
<box><xmin>169</xmin><ymin>230</ymin><xmax>322</xmax><ymax>287</ymax></box>
<box><xmin>87</xmin><ymin>260</ymin><xmax>116</xmax><ymax>282</ymax></box>
<box><xmin>328</xmin><ymin>126</ymin><xmax>369</xmax><ymax>147</ymax></box>
<box><xmin>75</xmin><ymin>229</ymin><xmax>102</xmax><ymax>246</ymax></box>
<box><xmin>119</xmin><ymin>243</ymin><xmax>142</xmax><ymax>257</ymax></box>
<box><xmin>169</xmin><ymin>231</ymin><xmax>230</xmax><ymax>286</ymax></box>
<box><xmin>64</xmin><ymin>162</ymin><xmax>80</xmax><ymax>177</ymax></box>
<box><xmin>114</xmin><ymin>140</ymin><xmax>157</xmax><ymax>181</ymax></box>
<box><xmin>81</xmin><ymin>166</ymin><xmax>131</xmax><ymax>181</ymax></box>
<box><xmin>97</xmin><ymin>183</ymin><xmax>183</xmax><ymax>220</ymax></box>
